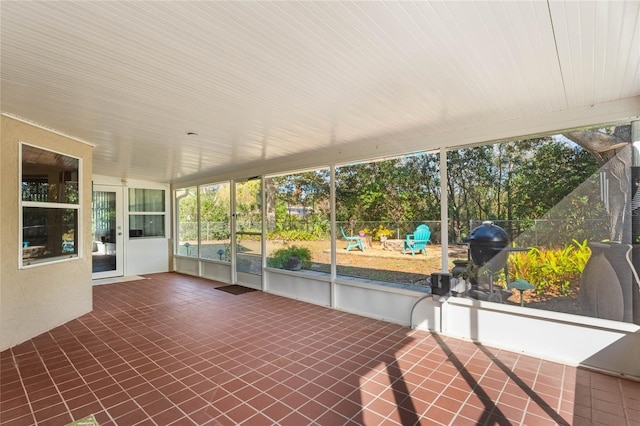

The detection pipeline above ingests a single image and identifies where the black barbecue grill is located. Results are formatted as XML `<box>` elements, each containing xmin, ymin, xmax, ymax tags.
<box><xmin>468</xmin><ymin>221</ymin><xmax>509</xmax><ymax>272</ymax></box>
<box><xmin>467</xmin><ymin>221</ymin><xmax>509</xmax><ymax>302</ymax></box>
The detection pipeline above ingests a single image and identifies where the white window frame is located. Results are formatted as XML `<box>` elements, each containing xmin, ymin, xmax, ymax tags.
<box><xmin>19</xmin><ymin>142</ymin><xmax>83</xmax><ymax>268</ymax></box>
<box><xmin>127</xmin><ymin>187</ymin><xmax>167</xmax><ymax>239</ymax></box>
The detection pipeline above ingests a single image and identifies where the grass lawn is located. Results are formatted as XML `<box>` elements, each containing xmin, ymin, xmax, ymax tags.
<box><xmin>177</xmin><ymin>238</ymin><xmax>581</xmax><ymax>315</ymax></box>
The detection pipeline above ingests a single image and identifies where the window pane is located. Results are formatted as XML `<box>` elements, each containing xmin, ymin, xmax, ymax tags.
<box><xmin>93</xmin><ymin>191</ymin><xmax>116</xmax><ymax>242</ymax></box>
<box><xmin>335</xmin><ymin>154</ymin><xmax>441</xmax><ymax>284</ymax></box>
<box><xmin>129</xmin><ymin>215</ymin><xmax>165</xmax><ymax>238</ymax></box>
<box><xmin>129</xmin><ymin>188</ymin><xmax>165</xmax><ymax>212</ymax></box>
<box><xmin>176</xmin><ymin>187</ymin><xmax>198</xmax><ymax>257</ymax></box>
<box><xmin>22</xmin><ymin>145</ymin><xmax>79</xmax><ymax>204</ymax></box>
<box><xmin>235</xmin><ymin>180</ymin><xmax>262</xmax><ymax>275</ymax></box>
<box><xmin>199</xmin><ymin>183</ymin><xmax>231</xmax><ymax>261</ymax></box>
<box><xmin>22</xmin><ymin>207</ymin><xmax>78</xmax><ymax>264</ymax></box>
<box><xmin>445</xmin><ymin>124</ymin><xmax>637</xmax><ymax>324</ymax></box>
<box><xmin>265</xmin><ymin>170</ymin><xmax>330</xmax><ymax>272</ymax></box>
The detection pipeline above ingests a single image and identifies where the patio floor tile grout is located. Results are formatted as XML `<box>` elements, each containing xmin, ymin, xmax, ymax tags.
<box><xmin>1</xmin><ymin>272</ymin><xmax>637</xmax><ymax>426</ymax></box>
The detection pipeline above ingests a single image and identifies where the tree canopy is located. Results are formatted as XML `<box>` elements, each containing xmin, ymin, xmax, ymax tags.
<box><xmin>179</xmin><ymin>126</ymin><xmax>631</xmax><ymax>247</ymax></box>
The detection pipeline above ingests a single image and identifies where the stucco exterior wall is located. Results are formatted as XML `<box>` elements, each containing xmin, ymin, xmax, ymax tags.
<box><xmin>1</xmin><ymin>116</ymin><xmax>93</xmax><ymax>351</ymax></box>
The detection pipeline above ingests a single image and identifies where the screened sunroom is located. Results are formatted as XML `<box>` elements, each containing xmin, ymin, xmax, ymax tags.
<box><xmin>1</xmin><ymin>2</ymin><xmax>639</xmax><ymax>425</ymax></box>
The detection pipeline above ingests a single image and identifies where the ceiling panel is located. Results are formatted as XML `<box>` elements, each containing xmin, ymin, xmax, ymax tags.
<box><xmin>1</xmin><ymin>1</ymin><xmax>638</xmax><ymax>184</ymax></box>
<box><xmin>550</xmin><ymin>0</ymin><xmax>640</xmax><ymax>108</ymax></box>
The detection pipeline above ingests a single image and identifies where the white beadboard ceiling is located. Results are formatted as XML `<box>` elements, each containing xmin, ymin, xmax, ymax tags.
<box><xmin>1</xmin><ymin>1</ymin><xmax>639</xmax><ymax>184</ymax></box>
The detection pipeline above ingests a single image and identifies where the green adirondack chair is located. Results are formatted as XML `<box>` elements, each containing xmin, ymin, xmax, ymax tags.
<box><xmin>403</xmin><ymin>224</ymin><xmax>431</xmax><ymax>256</ymax></box>
<box><xmin>340</xmin><ymin>227</ymin><xmax>365</xmax><ymax>252</ymax></box>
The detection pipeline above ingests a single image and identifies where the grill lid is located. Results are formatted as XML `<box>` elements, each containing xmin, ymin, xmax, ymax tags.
<box><xmin>468</xmin><ymin>221</ymin><xmax>509</xmax><ymax>271</ymax></box>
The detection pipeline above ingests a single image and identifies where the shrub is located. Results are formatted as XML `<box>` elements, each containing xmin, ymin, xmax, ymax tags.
<box><xmin>267</xmin><ymin>245</ymin><xmax>312</xmax><ymax>269</ymax></box>
<box><xmin>360</xmin><ymin>225</ymin><xmax>394</xmax><ymax>240</ymax></box>
<box><xmin>267</xmin><ymin>229</ymin><xmax>317</xmax><ymax>241</ymax></box>
<box><xmin>374</xmin><ymin>225</ymin><xmax>394</xmax><ymax>239</ymax></box>
<box><xmin>508</xmin><ymin>239</ymin><xmax>591</xmax><ymax>296</ymax></box>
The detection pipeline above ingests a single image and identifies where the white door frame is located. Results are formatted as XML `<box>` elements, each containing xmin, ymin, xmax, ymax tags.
<box><xmin>232</xmin><ymin>178</ymin><xmax>263</xmax><ymax>289</ymax></box>
<box><xmin>92</xmin><ymin>184</ymin><xmax>125</xmax><ymax>279</ymax></box>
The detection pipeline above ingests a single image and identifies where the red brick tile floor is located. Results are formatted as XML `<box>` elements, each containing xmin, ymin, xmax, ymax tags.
<box><xmin>1</xmin><ymin>272</ymin><xmax>638</xmax><ymax>425</ymax></box>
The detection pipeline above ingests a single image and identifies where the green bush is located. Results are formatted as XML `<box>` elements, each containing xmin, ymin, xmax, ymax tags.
<box><xmin>267</xmin><ymin>245</ymin><xmax>312</xmax><ymax>269</ymax></box>
<box><xmin>508</xmin><ymin>239</ymin><xmax>591</xmax><ymax>296</ymax></box>
<box><xmin>361</xmin><ymin>225</ymin><xmax>394</xmax><ymax>240</ymax></box>
<box><xmin>267</xmin><ymin>229</ymin><xmax>319</xmax><ymax>241</ymax></box>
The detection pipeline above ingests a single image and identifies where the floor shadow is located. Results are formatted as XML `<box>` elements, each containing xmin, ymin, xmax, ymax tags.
<box><xmin>326</xmin><ymin>327</ymin><xmax>422</xmax><ymax>424</ymax></box>
<box><xmin>572</xmin><ymin>331</ymin><xmax>640</xmax><ymax>424</ymax></box>
<box><xmin>431</xmin><ymin>333</ymin><xmax>511</xmax><ymax>426</ymax></box>
<box><xmin>386</xmin><ymin>356</ymin><xmax>421</xmax><ymax>425</ymax></box>
<box><xmin>473</xmin><ymin>342</ymin><xmax>571</xmax><ymax>425</ymax></box>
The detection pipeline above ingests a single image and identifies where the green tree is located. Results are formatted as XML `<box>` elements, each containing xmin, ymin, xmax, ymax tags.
<box><xmin>268</xmin><ymin>170</ymin><xmax>330</xmax><ymax>233</ymax></box>
<box><xmin>446</xmin><ymin>137</ymin><xmax>601</xmax><ymax>245</ymax></box>
<box><xmin>336</xmin><ymin>154</ymin><xmax>440</xmax><ymax>233</ymax></box>
<box><xmin>447</xmin><ymin>146</ymin><xmax>496</xmax><ymax>240</ymax></box>
<box><xmin>235</xmin><ymin>180</ymin><xmax>262</xmax><ymax>231</ymax></box>
<box><xmin>200</xmin><ymin>184</ymin><xmax>230</xmax><ymax>223</ymax></box>
<box><xmin>511</xmin><ymin>140</ymin><xmax>599</xmax><ymax>220</ymax></box>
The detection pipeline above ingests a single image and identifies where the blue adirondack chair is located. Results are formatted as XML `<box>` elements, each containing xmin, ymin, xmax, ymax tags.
<box><xmin>62</xmin><ymin>240</ymin><xmax>74</xmax><ymax>253</ymax></box>
<box><xmin>340</xmin><ymin>227</ymin><xmax>365</xmax><ymax>252</ymax></box>
<box><xmin>403</xmin><ymin>224</ymin><xmax>431</xmax><ymax>256</ymax></box>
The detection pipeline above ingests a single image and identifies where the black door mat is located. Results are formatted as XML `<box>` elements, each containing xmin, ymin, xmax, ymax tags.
<box><xmin>215</xmin><ymin>285</ymin><xmax>258</xmax><ymax>295</ymax></box>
